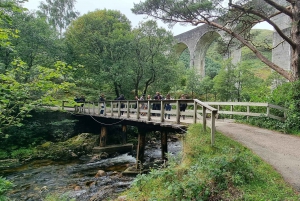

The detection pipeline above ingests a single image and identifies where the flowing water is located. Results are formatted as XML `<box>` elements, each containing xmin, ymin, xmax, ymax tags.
<box><xmin>2</xmin><ymin>138</ymin><xmax>183</xmax><ymax>201</ymax></box>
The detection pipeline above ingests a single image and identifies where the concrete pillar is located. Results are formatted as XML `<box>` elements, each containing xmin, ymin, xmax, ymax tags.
<box><xmin>121</xmin><ymin>125</ymin><xmax>127</xmax><ymax>144</ymax></box>
<box><xmin>136</xmin><ymin>129</ymin><xmax>146</xmax><ymax>169</ymax></box>
<box><xmin>100</xmin><ymin>126</ymin><xmax>107</xmax><ymax>147</ymax></box>
<box><xmin>161</xmin><ymin>131</ymin><xmax>168</xmax><ymax>160</ymax></box>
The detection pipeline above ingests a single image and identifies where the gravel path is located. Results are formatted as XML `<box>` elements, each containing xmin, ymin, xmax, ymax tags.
<box><xmin>215</xmin><ymin>119</ymin><xmax>300</xmax><ymax>192</ymax></box>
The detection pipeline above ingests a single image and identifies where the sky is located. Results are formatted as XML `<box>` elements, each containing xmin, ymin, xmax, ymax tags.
<box><xmin>22</xmin><ymin>0</ymin><xmax>273</xmax><ymax>36</ymax></box>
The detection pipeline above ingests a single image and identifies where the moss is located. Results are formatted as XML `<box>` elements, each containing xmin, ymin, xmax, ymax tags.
<box><xmin>35</xmin><ymin>133</ymin><xmax>99</xmax><ymax>160</ymax></box>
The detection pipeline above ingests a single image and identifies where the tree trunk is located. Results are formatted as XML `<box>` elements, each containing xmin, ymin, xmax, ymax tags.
<box><xmin>291</xmin><ymin>2</ymin><xmax>300</xmax><ymax>81</ymax></box>
<box><xmin>114</xmin><ymin>82</ymin><xmax>119</xmax><ymax>98</ymax></box>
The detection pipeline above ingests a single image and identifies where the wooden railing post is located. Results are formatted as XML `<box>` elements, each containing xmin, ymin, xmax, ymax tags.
<box><xmin>202</xmin><ymin>106</ymin><xmax>207</xmax><ymax>132</ymax></box>
<box><xmin>266</xmin><ymin>104</ymin><xmax>270</xmax><ymax>117</ymax></box>
<box><xmin>103</xmin><ymin>102</ymin><xmax>106</xmax><ymax>116</ymax></box>
<box><xmin>176</xmin><ymin>100</ymin><xmax>180</xmax><ymax>124</ymax></box>
<box><xmin>98</xmin><ymin>102</ymin><xmax>101</xmax><ymax>115</ymax></box>
<box><xmin>160</xmin><ymin>100</ymin><xmax>165</xmax><ymax>122</ymax></box>
<box><xmin>193</xmin><ymin>101</ymin><xmax>197</xmax><ymax>124</ymax></box>
<box><xmin>118</xmin><ymin>101</ymin><xmax>121</xmax><ymax>117</ymax></box>
<box><xmin>147</xmin><ymin>100</ymin><xmax>151</xmax><ymax>121</ymax></box>
<box><xmin>62</xmin><ymin>101</ymin><xmax>65</xmax><ymax>110</ymax></box>
<box><xmin>136</xmin><ymin>100</ymin><xmax>140</xmax><ymax>119</ymax></box>
<box><xmin>126</xmin><ymin>101</ymin><xmax>130</xmax><ymax>118</ymax></box>
<box><xmin>211</xmin><ymin>110</ymin><xmax>217</xmax><ymax>146</ymax></box>
<box><xmin>247</xmin><ymin>105</ymin><xmax>250</xmax><ymax>120</ymax></box>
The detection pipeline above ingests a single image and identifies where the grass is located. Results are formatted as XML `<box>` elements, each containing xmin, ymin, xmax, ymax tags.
<box><xmin>122</xmin><ymin>124</ymin><xmax>300</xmax><ymax>200</ymax></box>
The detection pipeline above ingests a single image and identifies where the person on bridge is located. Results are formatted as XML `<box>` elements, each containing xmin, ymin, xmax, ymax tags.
<box><xmin>99</xmin><ymin>94</ymin><xmax>106</xmax><ymax>114</ymax></box>
<box><xmin>140</xmin><ymin>94</ymin><xmax>146</xmax><ymax>116</ymax></box>
<box><xmin>154</xmin><ymin>92</ymin><xmax>162</xmax><ymax>116</ymax></box>
<box><xmin>164</xmin><ymin>93</ymin><xmax>171</xmax><ymax>119</ymax></box>
<box><xmin>117</xmin><ymin>94</ymin><xmax>125</xmax><ymax>115</ymax></box>
<box><xmin>179</xmin><ymin>94</ymin><xmax>187</xmax><ymax>120</ymax></box>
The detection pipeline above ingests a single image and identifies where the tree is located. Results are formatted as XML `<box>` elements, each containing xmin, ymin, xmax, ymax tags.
<box><xmin>129</xmin><ymin>20</ymin><xmax>178</xmax><ymax>96</ymax></box>
<box><xmin>213</xmin><ymin>59</ymin><xmax>237</xmax><ymax>101</ymax></box>
<box><xmin>0</xmin><ymin>0</ymin><xmax>24</xmax><ymax>52</ymax></box>
<box><xmin>38</xmin><ymin>0</ymin><xmax>79</xmax><ymax>38</ymax></box>
<box><xmin>186</xmin><ymin>68</ymin><xmax>202</xmax><ymax>98</ymax></box>
<box><xmin>132</xmin><ymin>0</ymin><xmax>300</xmax><ymax>82</ymax></box>
<box><xmin>200</xmin><ymin>76</ymin><xmax>214</xmax><ymax>101</ymax></box>
<box><xmin>64</xmin><ymin>9</ymin><xmax>132</xmax><ymax>97</ymax></box>
<box><xmin>0</xmin><ymin>11</ymin><xmax>60</xmax><ymax>69</ymax></box>
<box><xmin>0</xmin><ymin>60</ymin><xmax>75</xmax><ymax>134</ymax></box>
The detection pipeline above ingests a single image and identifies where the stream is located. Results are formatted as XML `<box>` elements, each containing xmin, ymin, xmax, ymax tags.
<box><xmin>1</xmin><ymin>137</ymin><xmax>183</xmax><ymax>201</ymax></box>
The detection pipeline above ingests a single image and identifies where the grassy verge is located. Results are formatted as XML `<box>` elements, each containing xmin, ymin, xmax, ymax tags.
<box><xmin>123</xmin><ymin>124</ymin><xmax>300</xmax><ymax>200</ymax></box>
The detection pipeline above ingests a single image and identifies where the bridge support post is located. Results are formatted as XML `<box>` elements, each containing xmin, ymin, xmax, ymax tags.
<box><xmin>161</xmin><ymin>131</ymin><xmax>168</xmax><ymax>160</ymax></box>
<box><xmin>121</xmin><ymin>125</ymin><xmax>127</xmax><ymax>144</ymax></box>
<box><xmin>136</xmin><ymin>129</ymin><xmax>146</xmax><ymax>169</ymax></box>
<box><xmin>100</xmin><ymin>127</ymin><xmax>107</xmax><ymax>147</ymax></box>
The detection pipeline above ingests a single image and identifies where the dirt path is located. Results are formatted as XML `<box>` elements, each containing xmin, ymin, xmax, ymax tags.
<box><xmin>215</xmin><ymin>119</ymin><xmax>300</xmax><ymax>192</ymax></box>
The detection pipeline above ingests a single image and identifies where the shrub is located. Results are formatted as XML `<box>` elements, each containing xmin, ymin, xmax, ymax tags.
<box><xmin>0</xmin><ymin>177</ymin><xmax>13</xmax><ymax>201</ymax></box>
<box><xmin>11</xmin><ymin>148</ymin><xmax>34</xmax><ymax>160</ymax></box>
<box><xmin>0</xmin><ymin>151</ymin><xmax>8</xmax><ymax>160</ymax></box>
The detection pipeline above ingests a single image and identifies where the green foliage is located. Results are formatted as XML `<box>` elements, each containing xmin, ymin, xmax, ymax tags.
<box><xmin>282</xmin><ymin>81</ymin><xmax>300</xmax><ymax>134</ymax></box>
<box><xmin>240</xmin><ymin>116</ymin><xmax>285</xmax><ymax>132</ymax></box>
<box><xmin>213</xmin><ymin>59</ymin><xmax>236</xmax><ymax>101</ymax></box>
<box><xmin>49</xmin><ymin>119</ymin><xmax>77</xmax><ymax>141</ymax></box>
<box><xmin>185</xmin><ymin>68</ymin><xmax>202</xmax><ymax>98</ymax></box>
<box><xmin>124</xmin><ymin>124</ymin><xmax>300</xmax><ymax>200</ymax></box>
<box><xmin>179</xmin><ymin>48</ymin><xmax>190</xmax><ymax>69</ymax></box>
<box><xmin>127</xmin><ymin>20</ymin><xmax>178</xmax><ymax>96</ymax></box>
<box><xmin>0</xmin><ymin>150</ymin><xmax>8</xmax><ymax>159</ymax></box>
<box><xmin>205</xmin><ymin>57</ymin><xmax>221</xmax><ymax>79</ymax></box>
<box><xmin>38</xmin><ymin>0</ymin><xmax>79</xmax><ymax>38</ymax></box>
<box><xmin>0</xmin><ymin>0</ymin><xmax>24</xmax><ymax>48</ymax></box>
<box><xmin>10</xmin><ymin>147</ymin><xmax>34</xmax><ymax>159</ymax></box>
<box><xmin>0</xmin><ymin>60</ymin><xmax>75</xmax><ymax>134</ymax></box>
<box><xmin>0</xmin><ymin>11</ymin><xmax>60</xmax><ymax>69</ymax></box>
<box><xmin>65</xmin><ymin>9</ymin><xmax>133</xmax><ymax>97</ymax></box>
<box><xmin>0</xmin><ymin>177</ymin><xmax>13</xmax><ymax>201</ymax></box>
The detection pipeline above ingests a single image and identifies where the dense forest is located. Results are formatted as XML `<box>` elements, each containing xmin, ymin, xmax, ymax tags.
<box><xmin>1</xmin><ymin>0</ymin><xmax>300</xmax><ymax>200</ymax></box>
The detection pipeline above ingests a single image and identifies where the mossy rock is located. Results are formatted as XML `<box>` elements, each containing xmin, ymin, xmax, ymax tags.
<box><xmin>36</xmin><ymin>133</ymin><xmax>99</xmax><ymax>160</ymax></box>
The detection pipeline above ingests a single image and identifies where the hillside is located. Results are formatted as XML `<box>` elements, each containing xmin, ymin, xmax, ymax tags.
<box><xmin>206</xmin><ymin>29</ymin><xmax>273</xmax><ymax>79</ymax></box>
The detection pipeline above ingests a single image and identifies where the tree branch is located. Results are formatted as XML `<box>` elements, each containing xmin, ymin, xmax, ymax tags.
<box><xmin>229</xmin><ymin>3</ymin><xmax>296</xmax><ymax>49</ymax></box>
<box><xmin>208</xmin><ymin>21</ymin><xmax>293</xmax><ymax>81</ymax></box>
<box><xmin>263</xmin><ymin>0</ymin><xmax>293</xmax><ymax>17</ymax></box>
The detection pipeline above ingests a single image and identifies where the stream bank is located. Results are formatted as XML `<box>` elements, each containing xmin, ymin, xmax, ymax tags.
<box><xmin>1</xmin><ymin>133</ymin><xmax>183</xmax><ymax>201</ymax></box>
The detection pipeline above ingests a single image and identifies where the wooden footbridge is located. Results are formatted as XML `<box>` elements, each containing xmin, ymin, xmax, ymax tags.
<box><xmin>57</xmin><ymin>99</ymin><xmax>286</xmax><ymax>169</ymax></box>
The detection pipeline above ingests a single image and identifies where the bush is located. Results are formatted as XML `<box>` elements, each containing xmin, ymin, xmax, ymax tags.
<box><xmin>11</xmin><ymin>148</ymin><xmax>34</xmax><ymax>160</ymax></box>
<box><xmin>0</xmin><ymin>177</ymin><xmax>13</xmax><ymax>201</ymax></box>
<box><xmin>0</xmin><ymin>151</ymin><xmax>8</xmax><ymax>160</ymax></box>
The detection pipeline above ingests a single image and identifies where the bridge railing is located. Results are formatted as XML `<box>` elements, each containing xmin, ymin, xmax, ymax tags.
<box><xmin>62</xmin><ymin>99</ymin><xmax>219</xmax><ymax>145</ymax></box>
<box><xmin>204</xmin><ymin>102</ymin><xmax>286</xmax><ymax>121</ymax></box>
<box><xmin>61</xmin><ymin>100</ymin><xmax>286</xmax><ymax>146</ymax></box>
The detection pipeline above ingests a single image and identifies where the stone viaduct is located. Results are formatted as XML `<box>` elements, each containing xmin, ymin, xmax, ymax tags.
<box><xmin>174</xmin><ymin>1</ymin><xmax>291</xmax><ymax>77</ymax></box>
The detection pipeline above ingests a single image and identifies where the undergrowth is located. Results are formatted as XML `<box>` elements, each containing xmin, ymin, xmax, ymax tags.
<box><xmin>123</xmin><ymin>124</ymin><xmax>300</xmax><ymax>200</ymax></box>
